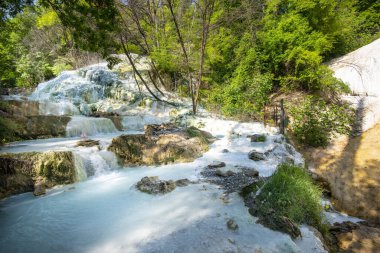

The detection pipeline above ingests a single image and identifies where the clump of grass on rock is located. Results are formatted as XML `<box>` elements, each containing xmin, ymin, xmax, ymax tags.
<box><xmin>246</xmin><ymin>163</ymin><xmax>327</xmax><ymax>238</ymax></box>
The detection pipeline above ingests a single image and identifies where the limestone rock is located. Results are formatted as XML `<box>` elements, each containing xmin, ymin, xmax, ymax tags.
<box><xmin>242</xmin><ymin>168</ymin><xmax>259</xmax><ymax>177</ymax></box>
<box><xmin>33</xmin><ymin>177</ymin><xmax>46</xmax><ymax>196</ymax></box>
<box><xmin>207</xmin><ymin>161</ymin><xmax>226</xmax><ymax>169</ymax></box>
<box><xmin>215</xmin><ymin>169</ymin><xmax>235</xmax><ymax>177</ymax></box>
<box><xmin>227</xmin><ymin>219</ymin><xmax>239</xmax><ymax>231</ymax></box>
<box><xmin>75</xmin><ymin>139</ymin><xmax>100</xmax><ymax>148</ymax></box>
<box><xmin>0</xmin><ymin>151</ymin><xmax>77</xmax><ymax>199</ymax></box>
<box><xmin>248</xmin><ymin>134</ymin><xmax>266</xmax><ymax>142</ymax></box>
<box><xmin>329</xmin><ymin>221</ymin><xmax>380</xmax><ymax>253</ymax></box>
<box><xmin>248</xmin><ymin>150</ymin><xmax>266</xmax><ymax>161</ymax></box>
<box><xmin>175</xmin><ymin>178</ymin><xmax>191</xmax><ymax>187</ymax></box>
<box><xmin>108</xmin><ymin>124</ymin><xmax>213</xmax><ymax>166</ymax></box>
<box><xmin>136</xmin><ymin>176</ymin><xmax>176</xmax><ymax>194</ymax></box>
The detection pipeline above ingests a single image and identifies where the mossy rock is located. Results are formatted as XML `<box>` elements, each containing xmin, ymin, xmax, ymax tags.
<box><xmin>35</xmin><ymin>151</ymin><xmax>76</xmax><ymax>185</ymax></box>
<box><xmin>108</xmin><ymin>124</ymin><xmax>214</xmax><ymax>166</ymax></box>
<box><xmin>0</xmin><ymin>151</ymin><xmax>77</xmax><ymax>198</ymax></box>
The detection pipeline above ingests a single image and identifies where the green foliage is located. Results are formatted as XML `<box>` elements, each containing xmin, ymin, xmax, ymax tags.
<box><xmin>255</xmin><ymin>163</ymin><xmax>326</xmax><ymax>232</ymax></box>
<box><xmin>289</xmin><ymin>96</ymin><xmax>354</xmax><ymax>147</ymax></box>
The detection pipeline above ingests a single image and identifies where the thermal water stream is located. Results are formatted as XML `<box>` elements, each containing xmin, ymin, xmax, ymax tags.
<box><xmin>0</xmin><ymin>63</ymin><xmax>352</xmax><ymax>253</ymax></box>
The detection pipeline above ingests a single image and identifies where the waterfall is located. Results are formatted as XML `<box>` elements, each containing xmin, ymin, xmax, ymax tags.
<box><xmin>66</xmin><ymin>116</ymin><xmax>118</xmax><ymax>137</ymax></box>
<box><xmin>39</xmin><ymin>101</ymin><xmax>80</xmax><ymax>116</ymax></box>
<box><xmin>73</xmin><ymin>149</ymin><xmax>118</xmax><ymax>178</ymax></box>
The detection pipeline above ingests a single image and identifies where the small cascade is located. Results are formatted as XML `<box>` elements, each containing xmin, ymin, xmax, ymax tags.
<box><xmin>39</xmin><ymin>100</ymin><xmax>80</xmax><ymax>116</ymax></box>
<box><xmin>121</xmin><ymin>114</ymin><xmax>168</xmax><ymax>131</ymax></box>
<box><xmin>66</xmin><ymin>116</ymin><xmax>118</xmax><ymax>137</ymax></box>
<box><xmin>73</xmin><ymin>149</ymin><xmax>118</xmax><ymax>178</ymax></box>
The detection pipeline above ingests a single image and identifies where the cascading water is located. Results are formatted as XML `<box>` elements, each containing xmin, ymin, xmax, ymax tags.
<box><xmin>66</xmin><ymin>116</ymin><xmax>119</xmax><ymax>137</ymax></box>
<box><xmin>0</xmin><ymin>60</ymin><xmax>343</xmax><ymax>253</ymax></box>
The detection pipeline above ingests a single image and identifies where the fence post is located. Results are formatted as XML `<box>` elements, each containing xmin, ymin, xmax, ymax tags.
<box><xmin>263</xmin><ymin>104</ymin><xmax>267</xmax><ymax>127</ymax></box>
<box><xmin>280</xmin><ymin>99</ymin><xmax>285</xmax><ymax>134</ymax></box>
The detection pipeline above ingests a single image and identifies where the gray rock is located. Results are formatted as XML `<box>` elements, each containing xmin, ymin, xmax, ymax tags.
<box><xmin>207</xmin><ymin>161</ymin><xmax>226</xmax><ymax>169</ymax></box>
<box><xmin>243</xmin><ymin>169</ymin><xmax>259</xmax><ymax>177</ymax></box>
<box><xmin>248</xmin><ymin>134</ymin><xmax>266</xmax><ymax>142</ymax></box>
<box><xmin>175</xmin><ymin>178</ymin><xmax>191</xmax><ymax>187</ymax></box>
<box><xmin>136</xmin><ymin>176</ymin><xmax>176</xmax><ymax>194</ymax></box>
<box><xmin>215</xmin><ymin>169</ymin><xmax>235</xmax><ymax>177</ymax></box>
<box><xmin>75</xmin><ymin>139</ymin><xmax>100</xmax><ymax>147</ymax></box>
<box><xmin>227</xmin><ymin>219</ymin><xmax>239</xmax><ymax>231</ymax></box>
<box><xmin>222</xmin><ymin>149</ymin><xmax>230</xmax><ymax>153</ymax></box>
<box><xmin>248</xmin><ymin>150</ymin><xmax>266</xmax><ymax>161</ymax></box>
<box><xmin>33</xmin><ymin>177</ymin><xmax>46</xmax><ymax>196</ymax></box>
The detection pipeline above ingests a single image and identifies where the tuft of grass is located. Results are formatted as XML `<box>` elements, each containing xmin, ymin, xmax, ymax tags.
<box><xmin>256</xmin><ymin>135</ymin><xmax>266</xmax><ymax>142</ymax></box>
<box><xmin>255</xmin><ymin>163</ymin><xmax>327</xmax><ymax>234</ymax></box>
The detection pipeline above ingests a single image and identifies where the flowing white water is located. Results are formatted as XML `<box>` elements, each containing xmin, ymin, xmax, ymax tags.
<box><xmin>0</xmin><ymin>62</ymin><xmax>329</xmax><ymax>253</ymax></box>
<box><xmin>0</xmin><ymin>117</ymin><xmax>328</xmax><ymax>253</ymax></box>
<box><xmin>66</xmin><ymin>116</ymin><xmax>119</xmax><ymax>137</ymax></box>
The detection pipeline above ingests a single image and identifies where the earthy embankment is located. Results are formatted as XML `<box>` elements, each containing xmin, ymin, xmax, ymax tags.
<box><xmin>305</xmin><ymin>124</ymin><xmax>380</xmax><ymax>223</ymax></box>
<box><xmin>301</xmin><ymin>124</ymin><xmax>380</xmax><ymax>253</ymax></box>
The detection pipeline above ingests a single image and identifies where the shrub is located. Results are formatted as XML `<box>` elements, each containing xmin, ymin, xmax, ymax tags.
<box><xmin>289</xmin><ymin>96</ymin><xmax>354</xmax><ymax>147</ymax></box>
<box><xmin>255</xmin><ymin>163</ymin><xmax>326</xmax><ymax>233</ymax></box>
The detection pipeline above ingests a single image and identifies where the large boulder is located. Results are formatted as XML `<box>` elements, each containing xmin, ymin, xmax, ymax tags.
<box><xmin>108</xmin><ymin>124</ymin><xmax>214</xmax><ymax>166</ymax></box>
<box><xmin>136</xmin><ymin>176</ymin><xmax>176</xmax><ymax>194</ymax></box>
<box><xmin>0</xmin><ymin>151</ymin><xmax>77</xmax><ymax>198</ymax></box>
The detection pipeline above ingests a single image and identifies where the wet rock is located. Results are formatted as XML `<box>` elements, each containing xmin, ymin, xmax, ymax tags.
<box><xmin>215</xmin><ymin>169</ymin><xmax>235</xmax><ymax>177</ymax></box>
<box><xmin>222</xmin><ymin>149</ymin><xmax>229</xmax><ymax>153</ymax></box>
<box><xmin>310</xmin><ymin>172</ymin><xmax>331</xmax><ymax>197</ymax></box>
<box><xmin>0</xmin><ymin>151</ymin><xmax>77</xmax><ymax>199</ymax></box>
<box><xmin>33</xmin><ymin>177</ymin><xmax>46</xmax><ymax>196</ymax></box>
<box><xmin>248</xmin><ymin>134</ymin><xmax>266</xmax><ymax>142</ymax></box>
<box><xmin>201</xmin><ymin>169</ymin><xmax>259</xmax><ymax>194</ymax></box>
<box><xmin>136</xmin><ymin>176</ymin><xmax>176</xmax><ymax>194</ymax></box>
<box><xmin>255</xmin><ymin>215</ymin><xmax>301</xmax><ymax>239</ymax></box>
<box><xmin>108</xmin><ymin>124</ymin><xmax>213</xmax><ymax>166</ymax></box>
<box><xmin>227</xmin><ymin>219</ymin><xmax>239</xmax><ymax>231</ymax></box>
<box><xmin>207</xmin><ymin>161</ymin><xmax>226</xmax><ymax>169</ymax></box>
<box><xmin>248</xmin><ymin>150</ymin><xmax>266</xmax><ymax>161</ymax></box>
<box><xmin>175</xmin><ymin>178</ymin><xmax>191</xmax><ymax>187</ymax></box>
<box><xmin>329</xmin><ymin>221</ymin><xmax>380</xmax><ymax>253</ymax></box>
<box><xmin>75</xmin><ymin>139</ymin><xmax>100</xmax><ymax>147</ymax></box>
<box><xmin>242</xmin><ymin>168</ymin><xmax>259</xmax><ymax>177</ymax></box>
<box><xmin>281</xmin><ymin>156</ymin><xmax>294</xmax><ymax>164</ymax></box>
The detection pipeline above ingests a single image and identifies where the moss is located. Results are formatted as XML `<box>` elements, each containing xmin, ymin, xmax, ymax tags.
<box><xmin>256</xmin><ymin>135</ymin><xmax>266</xmax><ymax>142</ymax></box>
<box><xmin>186</xmin><ymin>126</ymin><xmax>212</xmax><ymax>146</ymax></box>
<box><xmin>0</xmin><ymin>151</ymin><xmax>77</xmax><ymax>198</ymax></box>
<box><xmin>35</xmin><ymin>151</ymin><xmax>76</xmax><ymax>185</ymax></box>
<box><xmin>108</xmin><ymin>134</ymin><xmax>147</xmax><ymax>165</ymax></box>
<box><xmin>108</xmin><ymin>126</ymin><xmax>213</xmax><ymax>166</ymax></box>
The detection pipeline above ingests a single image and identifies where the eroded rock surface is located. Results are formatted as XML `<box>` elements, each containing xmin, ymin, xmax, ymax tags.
<box><xmin>0</xmin><ymin>151</ymin><xmax>77</xmax><ymax>198</ymax></box>
<box><xmin>329</xmin><ymin>221</ymin><xmax>380</xmax><ymax>253</ymax></box>
<box><xmin>136</xmin><ymin>176</ymin><xmax>176</xmax><ymax>194</ymax></box>
<box><xmin>108</xmin><ymin>124</ymin><xmax>214</xmax><ymax>166</ymax></box>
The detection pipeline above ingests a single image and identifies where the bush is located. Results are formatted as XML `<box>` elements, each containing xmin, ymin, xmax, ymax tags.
<box><xmin>255</xmin><ymin>163</ymin><xmax>326</xmax><ymax>233</ymax></box>
<box><xmin>289</xmin><ymin>96</ymin><xmax>354</xmax><ymax>147</ymax></box>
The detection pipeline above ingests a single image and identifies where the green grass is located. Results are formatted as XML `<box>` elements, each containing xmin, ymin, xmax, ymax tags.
<box><xmin>255</xmin><ymin>163</ymin><xmax>327</xmax><ymax>233</ymax></box>
<box><xmin>256</xmin><ymin>135</ymin><xmax>266</xmax><ymax>142</ymax></box>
